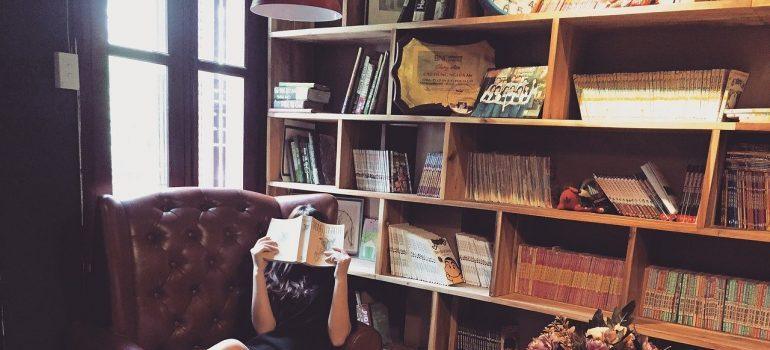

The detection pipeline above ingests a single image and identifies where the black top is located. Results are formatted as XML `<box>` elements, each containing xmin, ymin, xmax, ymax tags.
<box><xmin>245</xmin><ymin>263</ymin><xmax>347</xmax><ymax>350</ymax></box>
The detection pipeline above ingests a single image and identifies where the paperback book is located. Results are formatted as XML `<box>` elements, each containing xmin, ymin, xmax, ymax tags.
<box><xmin>455</xmin><ymin>233</ymin><xmax>493</xmax><ymax>288</ymax></box>
<box><xmin>465</xmin><ymin>152</ymin><xmax>552</xmax><ymax>208</ymax></box>
<box><xmin>283</xmin><ymin>129</ymin><xmax>336</xmax><ymax>185</ymax></box>
<box><xmin>416</xmin><ymin>152</ymin><xmax>443</xmax><ymax>198</ymax></box>
<box><xmin>353</xmin><ymin>149</ymin><xmax>412</xmax><ymax>193</ymax></box>
<box><xmin>342</xmin><ymin>48</ymin><xmax>389</xmax><ymax>115</ymax></box>
<box><xmin>720</xmin><ymin>143</ymin><xmax>770</xmax><ymax>230</ymax></box>
<box><xmin>265</xmin><ymin>216</ymin><xmax>344</xmax><ymax>267</ymax></box>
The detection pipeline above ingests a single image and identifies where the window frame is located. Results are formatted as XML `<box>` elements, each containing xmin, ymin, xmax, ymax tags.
<box><xmin>72</xmin><ymin>0</ymin><xmax>267</xmax><ymax>322</ymax></box>
<box><xmin>100</xmin><ymin>0</ymin><xmax>266</xmax><ymax>192</ymax></box>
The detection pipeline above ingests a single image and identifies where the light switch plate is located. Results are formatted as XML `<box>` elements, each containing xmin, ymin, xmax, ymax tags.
<box><xmin>54</xmin><ymin>52</ymin><xmax>80</xmax><ymax>90</ymax></box>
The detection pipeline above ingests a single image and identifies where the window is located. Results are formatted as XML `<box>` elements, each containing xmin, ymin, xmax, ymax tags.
<box><xmin>105</xmin><ymin>0</ymin><xmax>248</xmax><ymax>198</ymax></box>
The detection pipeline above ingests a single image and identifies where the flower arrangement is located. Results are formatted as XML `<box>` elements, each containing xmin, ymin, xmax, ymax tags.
<box><xmin>527</xmin><ymin>301</ymin><xmax>666</xmax><ymax>350</ymax></box>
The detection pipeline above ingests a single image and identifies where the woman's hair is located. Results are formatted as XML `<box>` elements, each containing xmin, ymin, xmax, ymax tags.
<box><xmin>265</xmin><ymin>204</ymin><xmax>329</xmax><ymax>301</ymax></box>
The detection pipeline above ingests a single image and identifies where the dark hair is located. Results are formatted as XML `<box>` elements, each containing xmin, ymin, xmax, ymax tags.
<box><xmin>265</xmin><ymin>204</ymin><xmax>329</xmax><ymax>301</ymax></box>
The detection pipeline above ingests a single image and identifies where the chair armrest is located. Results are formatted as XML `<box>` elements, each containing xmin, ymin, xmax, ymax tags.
<box><xmin>275</xmin><ymin>193</ymin><xmax>338</xmax><ymax>222</ymax></box>
<box><xmin>341</xmin><ymin>322</ymin><xmax>383</xmax><ymax>350</ymax></box>
<box><xmin>71</xmin><ymin>322</ymin><xmax>144</xmax><ymax>350</ymax></box>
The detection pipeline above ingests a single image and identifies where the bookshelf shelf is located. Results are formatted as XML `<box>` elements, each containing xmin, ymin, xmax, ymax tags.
<box><xmin>267</xmin><ymin>4</ymin><xmax>770</xmax><ymax>348</ymax></box>
<box><xmin>270</xmin><ymin>0</ymin><xmax>768</xmax><ymax>42</ymax></box>
<box><xmin>269</xmin><ymin>181</ymin><xmax>706</xmax><ymax>236</ymax></box>
<box><xmin>268</xmin><ymin>112</ymin><xmax>770</xmax><ymax>131</ymax></box>
<box><xmin>635</xmin><ymin>317</ymin><xmax>770</xmax><ymax>350</ymax></box>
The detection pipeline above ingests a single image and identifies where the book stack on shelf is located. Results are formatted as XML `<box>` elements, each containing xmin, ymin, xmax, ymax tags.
<box><xmin>353</xmin><ymin>149</ymin><xmax>412</xmax><ymax>193</ymax></box>
<box><xmin>465</xmin><ymin>153</ymin><xmax>552</xmax><ymax>208</ymax></box>
<box><xmin>574</xmin><ymin>69</ymin><xmax>749</xmax><ymax>122</ymax></box>
<box><xmin>515</xmin><ymin>245</ymin><xmax>625</xmax><ymax>310</ymax></box>
<box><xmin>642</xmin><ymin>266</ymin><xmax>770</xmax><ymax>340</ymax></box>
<box><xmin>677</xmin><ymin>164</ymin><xmax>705</xmax><ymax>223</ymax></box>
<box><xmin>342</xmin><ymin>49</ymin><xmax>389</xmax><ymax>115</ymax></box>
<box><xmin>593</xmin><ymin>162</ymin><xmax>681</xmax><ymax>221</ymax></box>
<box><xmin>272</xmin><ymin>82</ymin><xmax>331</xmax><ymax>113</ymax></box>
<box><xmin>720</xmin><ymin>143</ymin><xmax>770</xmax><ymax>230</ymax></box>
<box><xmin>283</xmin><ymin>129</ymin><xmax>336</xmax><ymax>185</ymax></box>
<box><xmin>455</xmin><ymin>302</ymin><xmax>518</xmax><ymax>350</ymax></box>
<box><xmin>416</xmin><ymin>152</ymin><xmax>443</xmax><ymax>198</ymax></box>
<box><xmin>388</xmin><ymin>223</ymin><xmax>465</xmax><ymax>286</ymax></box>
<box><xmin>455</xmin><ymin>233</ymin><xmax>494</xmax><ymax>288</ymax></box>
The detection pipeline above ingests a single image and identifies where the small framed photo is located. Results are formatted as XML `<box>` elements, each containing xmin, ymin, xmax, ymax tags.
<box><xmin>336</xmin><ymin>196</ymin><xmax>365</xmax><ymax>255</ymax></box>
<box><xmin>368</xmin><ymin>0</ymin><xmax>402</xmax><ymax>25</ymax></box>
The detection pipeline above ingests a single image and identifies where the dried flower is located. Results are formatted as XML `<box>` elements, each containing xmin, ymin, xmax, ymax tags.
<box><xmin>586</xmin><ymin>339</ymin><xmax>610</xmax><ymax>350</ymax></box>
<box><xmin>585</xmin><ymin>327</ymin><xmax>609</xmax><ymax>340</ymax></box>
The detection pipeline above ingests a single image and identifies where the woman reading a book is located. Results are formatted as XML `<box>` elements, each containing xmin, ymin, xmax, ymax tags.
<box><xmin>209</xmin><ymin>205</ymin><xmax>353</xmax><ymax>350</ymax></box>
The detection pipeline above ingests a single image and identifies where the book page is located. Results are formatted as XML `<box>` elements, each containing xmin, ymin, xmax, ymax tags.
<box><xmin>303</xmin><ymin>218</ymin><xmax>345</xmax><ymax>267</ymax></box>
<box><xmin>265</xmin><ymin>217</ymin><xmax>304</xmax><ymax>263</ymax></box>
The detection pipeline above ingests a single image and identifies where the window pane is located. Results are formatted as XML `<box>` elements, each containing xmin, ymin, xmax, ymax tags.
<box><xmin>107</xmin><ymin>0</ymin><xmax>168</xmax><ymax>53</ymax></box>
<box><xmin>198</xmin><ymin>71</ymin><xmax>244</xmax><ymax>188</ymax></box>
<box><xmin>109</xmin><ymin>56</ymin><xmax>169</xmax><ymax>198</ymax></box>
<box><xmin>198</xmin><ymin>0</ymin><xmax>245</xmax><ymax>67</ymax></box>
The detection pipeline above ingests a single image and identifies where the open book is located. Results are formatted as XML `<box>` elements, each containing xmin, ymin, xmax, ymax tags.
<box><xmin>265</xmin><ymin>216</ymin><xmax>345</xmax><ymax>267</ymax></box>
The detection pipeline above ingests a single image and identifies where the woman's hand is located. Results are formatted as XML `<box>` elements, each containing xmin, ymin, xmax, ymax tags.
<box><xmin>323</xmin><ymin>247</ymin><xmax>351</xmax><ymax>279</ymax></box>
<box><xmin>250</xmin><ymin>236</ymin><xmax>278</xmax><ymax>270</ymax></box>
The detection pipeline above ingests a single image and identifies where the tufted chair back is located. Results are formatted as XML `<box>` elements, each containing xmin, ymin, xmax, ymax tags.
<box><xmin>99</xmin><ymin>188</ymin><xmax>337</xmax><ymax>350</ymax></box>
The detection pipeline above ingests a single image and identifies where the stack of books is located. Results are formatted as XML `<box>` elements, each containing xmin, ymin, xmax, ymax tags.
<box><xmin>642</xmin><ymin>266</ymin><xmax>770</xmax><ymax>340</ymax></box>
<box><xmin>455</xmin><ymin>233</ymin><xmax>494</xmax><ymax>288</ymax></box>
<box><xmin>272</xmin><ymin>82</ymin><xmax>331</xmax><ymax>113</ymax></box>
<box><xmin>515</xmin><ymin>245</ymin><xmax>625</xmax><ymax>310</ymax></box>
<box><xmin>352</xmin><ymin>149</ymin><xmax>412</xmax><ymax>193</ymax></box>
<box><xmin>456</xmin><ymin>302</ymin><xmax>518</xmax><ymax>350</ymax></box>
<box><xmin>388</xmin><ymin>223</ymin><xmax>465</xmax><ymax>286</ymax></box>
<box><xmin>720</xmin><ymin>143</ymin><xmax>770</xmax><ymax>230</ymax></box>
<box><xmin>465</xmin><ymin>152</ymin><xmax>552</xmax><ymax>208</ymax></box>
<box><xmin>594</xmin><ymin>162</ymin><xmax>679</xmax><ymax>221</ymax></box>
<box><xmin>677</xmin><ymin>165</ymin><xmax>705</xmax><ymax>223</ymax></box>
<box><xmin>416</xmin><ymin>152</ymin><xmax>443</xmax><ymax>198</ymax></box>
<box><xmin>342</xmin><ymin>49</ymin><xmax>389</xmax><ymax>115</ymax></box>
<box><xmin>574</xmin><ymin>69</ymin><xmax>749</xmax><ymax>122</ymax></box>
<box><xmin>283</xmin><ymin>131</ymin><xmax>336</xmax><ymax>185</ymax></box>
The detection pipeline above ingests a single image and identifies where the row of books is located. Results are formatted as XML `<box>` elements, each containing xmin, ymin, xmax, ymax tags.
<box><xmin>465</xmin><ymin>152</ymin><xmax>553</xmax><ymax>208</ymax></box>
<box><xmin>574</xmin><ymin>69</ymin><xmax>749</xmax><ymax>122</ymax></box>
<box><xmin>720</xmin><ymin>143</ymin><xmax>770</xmax><ymax>230</ymax></box>
<box><xmin>642</xmin><ymin>266</ymin><xmax>770</xmax><ymax>340</ymax></box>
<box><xmin>283</xmin><ymin>131</ymin><xmax>336</xmax><ymax>185</ymax></box>
<box><xmin>724</xmin><ymin>108</ymin><xmax>770</xmax><ymax>123</ymax></box>
<box><xmin>535</xmin><ymin>0</ymin><xmax>653</xmax><ymax>13</ymax></box>
<box><xmin>677</xmin><ymin>165</ymin><xmax>705</xmax><ymax>223</ymax></box>
<box><xmin>342</xmin><ymin>49</ymin><xmax>389</xmax><ymax>115</ymax></box>
<box><xmin>388</xmin><ymin>223</ymin><xmax>465</xmax><ymax>286</ymax></box>
<box><xmin>455</xmin><ymin>325</ymin><xmax>516</xmax><ymax>350</ymax></box>
<box><xmin>415</xmin><ymin>152</ymin><xmax>443</xmax><ymax>198</ymax></box>
<box><xmin>353</xmin><ymin>149</ymin><xmax>412</xmax><ymax>193</ymax></box>
<box><xmin>455</xmin><ymin>233</ymin><xmax>494</xmax><ymax>288</ymax></box>
<box><xmin>515</xmin><ymin>245</ymin><xmax>625</xmax><ymax>310</ymax></box>
<box><xmin>271</xmin><ymin>82</ymin><xmax>330</xmax><ymax>113</ymax></box>
<box><xmin>593</xmin><ymin>162</ymin><xmax>681</xmax><ymax>220</ymax></box>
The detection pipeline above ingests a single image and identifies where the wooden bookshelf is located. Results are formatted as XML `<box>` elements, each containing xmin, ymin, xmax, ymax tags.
<box><xmin>266</xmin><ymin>4</ymin><xmax>770</xmax><ymax>349</ymax></box>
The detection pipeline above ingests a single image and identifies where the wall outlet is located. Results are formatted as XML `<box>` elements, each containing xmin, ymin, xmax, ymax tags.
<box><xmin>54</xmin><ymin>52</ymin><xmax>80</xmax><ymax>90</ymax></box>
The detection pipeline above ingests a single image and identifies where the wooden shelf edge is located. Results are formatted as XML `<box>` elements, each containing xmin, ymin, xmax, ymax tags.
<box><xmin>635</xmin><ymin>317</ymin><xmax>770</xmax><ymax>350</ymax></box>
<box><xmin>702</xmin><ymin>226</ymin><xmax>770</xmax><ymax>242</ymax></box>
<box><xmin>269</xmin><ymin>1</ymin><xmax>762</xmax><ymax>41</ymax></box>
<box><xmin>268</xmin><ymin>181</ymin><xmax>701</xmax><ymax>235</ymax></box>
<box><xmin>268</xmin><ymin>112</ymin><xmax>743</xmax><ymax>131</ymax></box>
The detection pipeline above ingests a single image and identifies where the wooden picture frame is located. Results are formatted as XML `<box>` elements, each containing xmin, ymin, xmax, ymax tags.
<box><xmin>336</xmin><ymin>196</ymin><xmax>365</xmax><ymax>254</ymax></box>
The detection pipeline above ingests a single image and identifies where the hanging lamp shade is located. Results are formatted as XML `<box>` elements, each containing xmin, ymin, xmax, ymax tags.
<box><xmin>250</xmin><ymin>0</ymin><xmax>342</xmax><ymax>22</ymax></box>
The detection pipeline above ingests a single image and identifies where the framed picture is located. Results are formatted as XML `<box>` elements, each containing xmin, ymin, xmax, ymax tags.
<box><xmin>281</xmin><ymin>120</ymin><xmax>316</xmax><ymax>181</ymax></box>
<box><xmin>368</xmin><ymin>0</ymin><xmax>402</xmax><ymax>24</ymax></box>
<box><xmin>336</xmin><ymin>196</ymin><xmax>365</xmax><ymax>254</ymax></box>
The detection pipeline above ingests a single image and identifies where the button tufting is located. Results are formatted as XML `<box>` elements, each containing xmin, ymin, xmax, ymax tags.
<box><xmin>213</xmin><ymin>316</ymin><xmax>220</xmax><ymax>323</ymax></box>
<box><xmin>169</xmin><ymin>261</ymin><xmax>177</xmax><ymax>268</ymax></box>
<box><xmin>187</xmin><ymin>230</ymin><xmax>197</xmax><ymax>240</ymax></box>
<box><xmin>191</xmin><ymin>285</ymin><xmax>199</xmax><ymax>294</ymax></box>
<box><xmin>208</xmin><ymin>258</ymin><xmax>216</xmax><ymax>266</ymax></box>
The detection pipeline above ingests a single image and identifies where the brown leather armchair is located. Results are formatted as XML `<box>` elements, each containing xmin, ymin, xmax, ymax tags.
<box><xmin>73</xmin><ymin>188</ymin><xmax>381</xmax><ymax>350</ymax></box>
